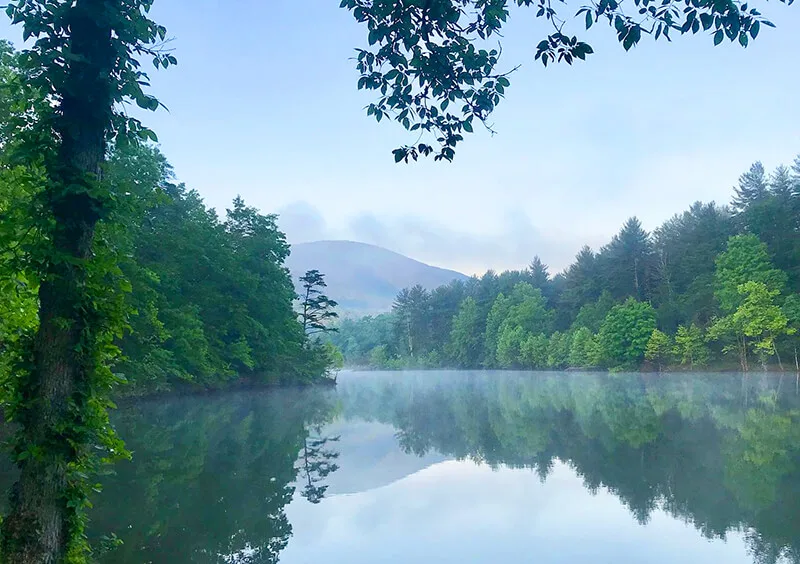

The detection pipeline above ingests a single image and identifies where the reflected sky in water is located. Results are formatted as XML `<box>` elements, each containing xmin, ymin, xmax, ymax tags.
<box><xmin>285</xmin><ymin>455</ymin><xmax>749</xmax><ymax>564</ymax></box>
<box><xmin>44</xmin><ymin>370</ymin><xmax>800</xmax><ymax>563</ymax></box>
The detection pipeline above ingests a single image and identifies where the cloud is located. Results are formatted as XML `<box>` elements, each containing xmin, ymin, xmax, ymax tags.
<box><xmin>277</xmin><ymin>201</ymin><xmax>583</xmax><ymax>276</ymax></box>
<box><xmin>276</xmin><ymin>201</ymin><xmax>329</xmax><ymax>244</ymax></box>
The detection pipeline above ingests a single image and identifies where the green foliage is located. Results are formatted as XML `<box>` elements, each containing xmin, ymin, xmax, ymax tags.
<box><xmin>341</xmin><ymin>0</ymin><xmax>782</xmax><ymax>161</ymax></box>
<box><xmin>448</xmin><ymin>297</ymin><xmax>484</xmax><ymax>368</ymax></box>
<box><xmin>709</xmin><ymin>281</ymin><xmax>793</xmax><ymax>370</ymax></box>
<box><xmin>393</xmin><ymin>285</ymin><xmax>432</xmax><ymax>358</ymax></box>
<box><xmin>674</xmin><ymin>324</ymin><xmax>709</xmax><ymax>368</ymax></box>
<box><xmin>483</xmin><ymin>293</ymin><xmax>512</xmax><ymax>367</ymax></box>
<box><xmin>733</xmin><ymin>282</ymin><xmax>792</xmax><ymax>365</ymax></box>
<box><xmin>714</xmin><ymin>234</ymin><xmax>787</xmax><ymax>313</ymax></box>
<box><xmin>598</xmin><ymin>299</ymin><xmax>657</xmax><ymax>369</ymax></box>
<box><xmin>298</xmin><ymin>270</ymin><xmax>339</xmax><ymax>336</ymax></box>
<box><xmin>599</xmin><ymin>217</ymin><xmax>654</xmax><ymax>301</ymax></box>
<box><xmin>112</xmin><ymin>173</ymin><xmax>332</xmax><ymax>392</ymax></box>
<box><xmin>521</xmin><ymin>333</ymin><xmax>550</xmax><ymax>369</ymax></box>
<box><xmin>497</xmin><ymin>325</ymin><xmax>527</xmax><ymax>368</ymax></box>
<box><xmin>325</xmin><ymin>157</ymin><xmax>800</xmax><ymax>374</ymax></box>
<box><xmin>504</xmin><ymin>283</ymin><xmax>553</xmax><ymax>335</ymax></box>
<box><xmin>0</xmin><ymin>1</ymin><xmax>180</xmax><ymax>557</ymax></box>
<box><xmin>573</xmin><ymin>291</ymin><xmax>614</xmax><ymax>333</ymax></box>
<box><xmin>85</xmin><ymin>389</ymin><xmax>338</xmax><ymax>563</ymax></box>
<box><xmin>547</xmin><ymin>331</ymin><xmax>572</xmax><ymax>369</ymax></box>
<box><xmin>652</xmin><ymin>202</ymin><xmax>734</xmax><ymax>329</ymax></box>
<box><xmin>644</xmin><ymin>329</ymin><xmax>673</xmax><ymax>371</ymax></box>
<box><xmin>569</xmin><ymin>327</ymin><xmax>598</xmax><ymax>368</ymax></box>
<box><xmin>328</xmin><ymin>314</ymin><xmax>395</xmax><ymax>366</ymax></box>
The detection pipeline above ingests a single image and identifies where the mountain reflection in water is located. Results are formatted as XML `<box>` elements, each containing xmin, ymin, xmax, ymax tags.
<box><xmin>14</xmin><ymin>371</ymin><xmax>796</xmax><ymax>563</ymax></box>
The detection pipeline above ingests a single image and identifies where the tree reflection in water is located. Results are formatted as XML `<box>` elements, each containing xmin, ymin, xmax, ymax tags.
<box><xmin>10</xmin><ymin>372</ymin><xmax>794</xmax><ymax>564</ymax></box>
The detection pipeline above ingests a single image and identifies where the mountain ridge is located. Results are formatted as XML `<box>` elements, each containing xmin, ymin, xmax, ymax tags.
<box><xmin>286</xmin><ymin>240</ymin><xmax>468</xmax><ymax>315</ymax></box>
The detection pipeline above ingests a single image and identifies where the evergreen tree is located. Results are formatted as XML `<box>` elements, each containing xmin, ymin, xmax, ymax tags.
<box><xmin>769</xmin><ymin>165</ymin><xmax>795</xmax><ymax>199</ymax></box>
<box><xmin>392</xmin><ymin>285</ymin><xmax>431</xmax><ymax>358</ymax></box>
<box><xmin>528</xmin><ymin>256</ymin><xmax>550</xmax><ymax>288</ymax></box>
<box><xmin>732</xmin><ymin>161</ymin><xmax>769</xmax><ymax>214</ymax></box>
<box><xmin>299</xmin><ymin>270</ymin><xmax>339</xmax><ymax>337</ymax></box>
<box><xmin>651</xmin><ymin>202</ymin><xmax>734</xmax><ymax>329</ymax></box>
<box><xmin>598</xmin><ymin>217</ymin><xmax>654</xmax><ymax>301</ymax></box>
<box><xmin>559</xmin><ymin>245</ymin><xmax>601</xmax><ymax>323</ymax></box>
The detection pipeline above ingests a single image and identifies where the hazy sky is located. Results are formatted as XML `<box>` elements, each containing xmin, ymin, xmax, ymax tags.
<box><xmin>4</xmin><ymin>1</ymin><xmax>800</xmax><ymax>275</ymax></box>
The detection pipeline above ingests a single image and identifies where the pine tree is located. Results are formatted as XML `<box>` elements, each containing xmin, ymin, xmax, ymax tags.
<box><xmin>528</xmin><ymin>256</ymin><xmax>550</xmax><ymax>288</ymax></box>
<box><xmin>599</xmin><ymin>217</ymin><xmax>653</xmax><ymax>301</ymax></box>
<box><xmin>731</xmin><ymin>161</ymin><xmax>768</xmax><ymax>214</ymax></box>
<box><xmin>769</xmin><ymin>165</ymin><xmax>795</xmax><ymax>199</ymax></box>
<box><xmin>560</xmin><ymin>246</ymin><xmax>600</xmax><ymax>321</ymax></box>
<box><xmin>299</xmin><ymin>270</ymin><xmax>339</xmax><ymax>338</ymax></box>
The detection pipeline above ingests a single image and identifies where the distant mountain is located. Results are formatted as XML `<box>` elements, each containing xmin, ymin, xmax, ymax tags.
<box><xmin>286</xmin><ymin>240</ymin><xmax>468</xmax><ymax>315</ymax></box>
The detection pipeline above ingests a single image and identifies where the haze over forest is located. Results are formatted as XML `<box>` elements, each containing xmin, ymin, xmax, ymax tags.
<box><xmin>1</xmin><ymin>0</ymin><xmax>799</xmax><ymax>562</ymax></box>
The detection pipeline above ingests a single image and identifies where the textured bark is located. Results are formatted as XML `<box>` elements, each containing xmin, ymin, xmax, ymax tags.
<box><xmin>1</xmin><ymin>1</ymin><xmax>115</xmax><ymax>562</ymax></box>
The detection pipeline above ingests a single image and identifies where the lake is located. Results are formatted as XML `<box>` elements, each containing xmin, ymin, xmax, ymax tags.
<box><xmin>40</xmin><ymin>371</ymin><xmax>800</xmax><ymax>563</ymax></box>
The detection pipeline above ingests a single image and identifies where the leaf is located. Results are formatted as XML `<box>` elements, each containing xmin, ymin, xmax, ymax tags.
<box><xmin>750</xmin><ymin>20</ymin><xmax>760</xmax><ymax>39</ymax></box>
<box><xmin>713</xmin><ymin>29</ymin><xmax>724</xmax><ymax>45</ymax></box>
<box><xmin>586</xmin><ymin>10</ymin><xmax>594</xmax><ymax>29</ymax></box>
<box><xmin>463</xmin><ymin>120</ymin><xmax>473</xmax><ymax>133</ymax></box>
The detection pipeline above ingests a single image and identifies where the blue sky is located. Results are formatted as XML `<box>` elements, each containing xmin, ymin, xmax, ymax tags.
<box><xmin>4</xmin><ymin>1</ymin><xmax>800</xmax><ymax>274</ymax></box>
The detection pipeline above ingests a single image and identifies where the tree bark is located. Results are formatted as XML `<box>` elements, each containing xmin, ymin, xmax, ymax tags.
<box><xmin>1</xmin><ymin>2</ymin><xmax>115</xmax><ymax>562</ymax></box>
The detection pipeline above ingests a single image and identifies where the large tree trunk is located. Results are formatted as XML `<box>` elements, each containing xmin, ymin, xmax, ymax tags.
<box><xmin>1</xmin><ymin>1</ymin><xmax>115</xmax><ymax>562</ymax></box>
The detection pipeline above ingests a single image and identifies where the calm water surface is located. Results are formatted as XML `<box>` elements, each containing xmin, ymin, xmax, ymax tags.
<box><xmin>72</xmin><ymin>371</ymin><xmax>800</xmax><ymax>563</ymax></box>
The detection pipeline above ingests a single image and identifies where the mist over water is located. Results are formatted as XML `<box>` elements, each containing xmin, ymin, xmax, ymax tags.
<box><xmin>19</xmin><ymin>371</ymin><xmax>797</xmax><ymax>564</ymax></box>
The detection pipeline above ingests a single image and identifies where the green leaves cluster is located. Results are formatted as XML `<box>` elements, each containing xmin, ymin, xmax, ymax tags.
<box><xmin>342</xmin><ymin>0</ymin><xmax>785</xmax><ymax>161</ymax></box>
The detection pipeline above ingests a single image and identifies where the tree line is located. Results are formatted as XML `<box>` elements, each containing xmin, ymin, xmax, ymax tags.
<box><xmin>0</xmin><ymin>44</ymin><xmax>339</xmax><ymax>399</ymax></box>
<box><xmin>337</xmin><ymin>371</ymin><xmax>800</xmax><ymax>564</ymax></box>
<box><xmin>332</xmin><ymin>160</ymin><xmax>800</xmax><ymax>372</ymax></box>
<box><xmin>0</xmin><ymin>0</ymin><xmax>788</xmax><ymax>559</ymax></box>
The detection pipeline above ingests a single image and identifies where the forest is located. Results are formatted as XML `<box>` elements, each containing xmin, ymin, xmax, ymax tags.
<box><xmin>0</xmin><ymin>42</ymin><xmax>339</xmax><ymax>398</ymax></box>
<box><xmin>21</xmin><ymin>372</ymin><xmax>793</xmax><ymax>564</ymax></box>
<box><xmin>0</xmin><ymin>0</ymin><xmax>792</xmax><ymax>561</ymax></box>
<box><xmin>332</xmin><ymin>161</ymin><xmax>800</xmax><ymax>372</ymax></box>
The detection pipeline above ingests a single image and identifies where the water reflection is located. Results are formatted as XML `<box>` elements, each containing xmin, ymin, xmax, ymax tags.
<box><xmin>77</xmin><ymin>372</ymin><xmax>800</xmax><ymax>563</ymax></box>
<box><xmin>90</xmin><ymin>387</ymin><xmax>339</xmax><ymax>563</ymax></box>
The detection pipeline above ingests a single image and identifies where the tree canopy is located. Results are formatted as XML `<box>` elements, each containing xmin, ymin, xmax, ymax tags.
<box><xmin>332</xmin><ymin>154</ymin><xmax>800</xmax><ymax>373</ymax></box>
<box><xmin>342</xmin><ymin>0</ymin><xmax>789</xmax><ymax>161</ymax></box>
